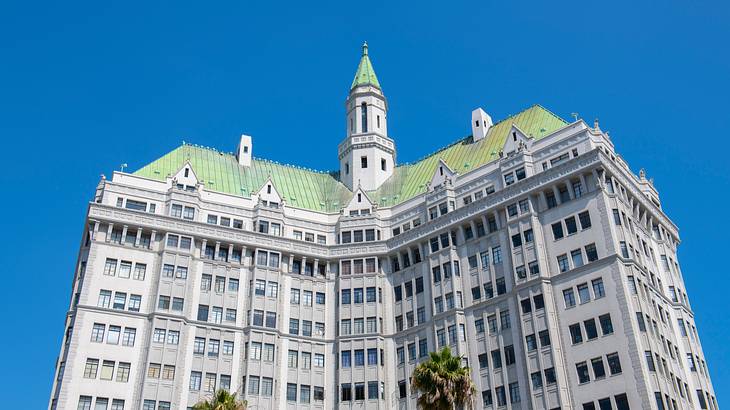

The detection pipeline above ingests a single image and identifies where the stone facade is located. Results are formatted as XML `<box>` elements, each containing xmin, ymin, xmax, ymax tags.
<box><xmin>49</xmin><ymin>47</ymin><xmax>717</xmax><ymax>410</ymax></box>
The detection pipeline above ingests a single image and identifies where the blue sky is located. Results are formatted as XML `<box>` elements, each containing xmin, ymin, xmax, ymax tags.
<box><xmin>1</xmin><ymin>0</ymin><xmax>728</xmax><ymax>407</ymax></box>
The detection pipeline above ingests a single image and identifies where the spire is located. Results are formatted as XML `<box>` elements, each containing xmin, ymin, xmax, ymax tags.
<box><xmin>351</xmin><ymin>41</ymin><xmax>381</xmax><ymax>90</ymax></box>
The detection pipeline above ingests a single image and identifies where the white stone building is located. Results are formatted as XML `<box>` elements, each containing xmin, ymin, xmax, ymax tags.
<box><xmin>49</xmin><ymin>43</ymin><xmax>718</xmax><ymax>410</ymax></box>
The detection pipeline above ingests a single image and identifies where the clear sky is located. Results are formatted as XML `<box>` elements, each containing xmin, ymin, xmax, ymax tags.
<box><xmin>1</xmin><ymin>0</ymin><xmax>728</xmax><ymax>407</ymax></box>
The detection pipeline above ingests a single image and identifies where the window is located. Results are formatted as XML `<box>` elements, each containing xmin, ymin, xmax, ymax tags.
<box><xmin>599</xmin><ymin>314</ymin><xmax>614</xmax><ymax>335</ymax></box>
<box><xmin>491</xmin><ymin>349</ymin><xmax>502</xmax><ymax>369</ymax></box>
<box><xmin>563</xmin><ymin>288</ymin><xmax>576</xmax><ymax>308</ymax></box>
<box><xmin>509</xmin><ymin>382</ymin><xmax>520</xmax><ymax>403</ymax></box>
<box><xmin>577</xmin><ymin>283</ymin><xmax>591</xmax><ymax>303</ymax></box>
<box><xmin>571</xmin><ymin>249</ymin><xmax>584</xmax><ymax>268</ymax></box>
<box><xmin>526</xmin><ymin>334</ymin><xmax>537</xmax><ymax>351</ymax></box>
<box><xmin>552</xmin><ymin>222</ymin><xmax>564</xmax><ymax>240</ymax></box>
<box><xmin>579</xmin><ymin>211</ymin><xmax>592</xmax><ymax>229</ymax></box>
<box><xmin>341</xmin><ymin>383</ymin><xmax>353</xmax><ymax>401</ymax></box>
<box><xmin>300</xmin><ymin>384</ymin><xmax>311</xmax><ymax>404</ymax></box>
<box><xmin>582</xmin><ymin>243</ymin><xmax>598</xmax><ymax>262</ymax></box>
<box><xmin>91</xmin><ymin>323</ymin><xmax>105</xmax><ymax>343</ymax></box>
<box><xmin>558</xmin><ymin>254</ymin><xmax>569</xmax><ymax>272</ymax></box>
<box><xmin>83</xmin><ymin>358</ymin><xmax>99</xmax><ymax>378</ymax></box>
<box><xmin>592</xmin><ymin>357</ymin><xmax>606</xmax><ymax>379</ymax></box>
<box><xmin>103</xmin><ymin>259</ymin><xmax>117</xmax><ymax>276</ymax></box>
<box><xmin>398</xmin><ymin>380</ymin><xmax>407</xmax><ymax>398</ymax></box>
<box><xmin>607</xmin><ymin>352</ymin><xmax>622</xmax><ymax>374</ymax></box>
<box><xmin>576</xmin><ymin>361</ymin><xmax>590</xmax><ymax>383</ymax></box>
<box><xmin>248</xmin><ymin>376</ymin><xmax>260</xmax><ymax>395</ymax></box>
<box><xmin>591</xmin><ymin>278</ymin><xmax>606</xmax><ymax>299</ymax></box>
<box><xmin>570</xmin><ymin>324</ymin><xmax>583</xmax><ymax>344</ymax></box>
<box><xmin>584</xmin><ymin>318</ymin><xmax>598</xmax><ymax>339</ymax></box>
<box><xmin>536</xmin><ymin>330</ymin><xmax>550</xmax><ymax>347</ymax></box>
<box><xmin>147</xmin><ymin>363</ymin><xmax>161</xmax><ymax>379</ymax></box>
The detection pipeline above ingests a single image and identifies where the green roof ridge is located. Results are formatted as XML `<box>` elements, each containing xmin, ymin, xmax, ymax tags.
<box><xmin>351</xmin><ymin>42</ymin><xmax>381</xmax><ymax>90</ymax></box>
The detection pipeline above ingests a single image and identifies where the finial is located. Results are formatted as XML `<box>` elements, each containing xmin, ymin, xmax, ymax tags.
<box><xmin>362</xmin><ymin>41</ymin><xmax>368</xmax><ymax>56</ymax></box>
<box><xmin>594</xmin><ymin>118</ymin><xmax>600</xmax><ymax>131</ymax></box>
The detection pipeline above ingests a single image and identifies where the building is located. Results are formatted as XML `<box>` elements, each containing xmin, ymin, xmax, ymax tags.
<box><xmin>49</xmin><ymin>43</ymin><xmax>718</xmax><ymax>410</ymax></box>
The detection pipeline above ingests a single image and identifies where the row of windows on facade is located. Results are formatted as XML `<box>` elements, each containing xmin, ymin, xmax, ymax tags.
<box><xmin>391</xmin><ymin>216</ymin><xmax>423</xmax><ymax>237</ymax></box>
<box><xmin>246</xmin><ymin>378</ymin><xmax>325</xmax><ymax>403</ymax></box>
<box><xmin>339</xmin><ymin>228</ymin><xmax>379</xmax><ymax>244</ymax></box>
<box><xmin>476</xmin><ymin>382</ymin><xmax>521</xmax><ymax>406</ymax></box>
<box><xmin>290</xmin><ymin>287</ymin><xmax>326</xmax><ymax>305</ymax></box>
<box><xmin>340</xmin><ymin>317</ymin><xmax>379</xmax><ymax>335</ymax></box>
<box><xmin>580</xmin><ymin>393</ymin><xmax>630</xmax><ymax>410</ymax></box>
<box><xmin>189</xmin><ymin>371</ymin><xmax>231</xmax><ymax>393</ymax></box>
<box><xmin>644</xmin><ymin>350</ymin><xmax>711</xmax><ymax>409</ymax></box>
<box><xmin>105</xmin><ymin>226</ymin><xmax>152</xmax><ymax>248</ymax></box>
<box><xmin>613</xmin><ymin>207</ymin><xmax>689</xmax><ymax>309</ymax></box>
<box><xmin>629</xmin><ymin>271</ymin><xmax>699</xmax><ymax>359</ymax></box>
<box><xmin>628</xmin><ymin>272</ymin><xmax>708</xmax><ymax>377</ymax></box>
<box><xmin>395</xmin><ymin>306</ymin><xmax>427</xmax><ymax>331</ymax></box>
<box><xmin>83</xmin><ymin>358</ymin><xmax>132</xmax><ymax>383</ymax></box>
<box><xmin>245</xmin><ymin>340</ymin><xmax>326</xmax><ymax>367</ymax></box>
<box><xmin>171</xmin><ymin>201</ymin><xmax>329</xmax><ymax>246</ymax></box>
<box><xmin>637</xmin><ymin>312</ymin><xmax>685</xmax><ymax>367</ymax></box>
<box><xmin>603</xmin><ymin>171</ymin><xmax>679</xmax><ymax>248</ymax></box>
<box><xmin>568</xmin><ymin>313</ymin><xmax>615</xmax><ymax>346</ymax></box>
<box><xmin>98</xmin><ymin>290</ymin><xmax>141</xmax><ymax>312</ymax></box>
<box><xmin>256</xmin><ymin>219</ymin><xmax>327</xmax><ymax>244</ymax></box>
<box><xmin>76</xmin><ymin>396</ymin><xmax>125</xmax><ymax>410</ymax></box>
<box><xmin>342</xmin><ymin>286</ymin><xmax>381</xmax><ymax>304</ymax></box>
<box><xmin>575</xmin><ymin>351</ymin><xmax>623</xmax><ymax>384</ymax></box>
<box><xmin>461</xmin><ymin>184</ymin><xmax>497</xmax><ymax>208</ymax></box>
<box><xmin>341</xmin><ymin>347</ymin><xmax>385</xmax><ymax>368</ymax></box>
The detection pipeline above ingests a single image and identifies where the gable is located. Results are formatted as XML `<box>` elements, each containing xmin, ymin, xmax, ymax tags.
<box><xmin>502</xmin><ymin>125</ymin><xmax>531</xmax><ymax>156</ymax></box>
<box><xmin>429</xmin><ymin>159</ymin><xmax>456</xmax><ymax>189</ymax></box>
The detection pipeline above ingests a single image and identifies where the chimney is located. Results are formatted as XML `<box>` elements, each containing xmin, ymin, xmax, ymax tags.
<box><xmin>236</xmin><ymin>134</ymin><xmax>252</xmax><ymax>167</ymax></box>
<box><xmin>471</xmin><ymin>108</ymin><xmax>493</xmax><ymax>141</ymax></box>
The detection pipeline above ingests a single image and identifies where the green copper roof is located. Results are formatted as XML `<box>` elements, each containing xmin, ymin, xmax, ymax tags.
<box><xmin>351</xmin><ymin>42</ymin><xmax>381</xmax><ymax>90</ymax></box>
<box><xmin>134</xmin><ymin>145</ymin><xmax>353</xmax><ymax>213</ymax></box>
<box><xmin>133</xmin><ymin>104</ymin><xmax>567</xmax><ymax>212</ymax></box>
<box><xmin>369</xmin><ymin>104</ymin><xmax>567</xmax><ymax>206</ymax></box>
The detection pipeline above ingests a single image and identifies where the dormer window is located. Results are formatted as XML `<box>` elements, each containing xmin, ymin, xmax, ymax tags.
<box><xmin>439</xmin><ymin>166</ymin><xmax>444</xmax><ymax>176</ymax></box>
<box><xmin>357</xmin><ymin>193</ymin><xmax>362</xmax><ymax>202</ymax></box>
<box><xmin>267</xmin><ymin>185</ymin><xmax>272</xmax><ymax>194</ymax></box>
<box><xmin>184</xmin><ymin>168</ymin><xmax>189</xmax><ymax>177</ymax></box>
<box><xmin>512</xmin><ymin>132</ymin><xmax>517</xmax><ymax>141</ymax></box>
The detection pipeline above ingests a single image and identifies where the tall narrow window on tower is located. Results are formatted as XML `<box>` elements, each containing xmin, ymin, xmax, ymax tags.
<box><xmin>361</xmin><ymin>102</ymin><xmax>368</xmax><ymax>133</ymax></box>
<box><xmin>361</xmin><ymin>156</ymin><xmax>368</xmax><ymax>169</ymax></box>
<box><xmin>381</xmin><ymin>158</ymin><xmax>386</xmax><ymax>171</ymax></box>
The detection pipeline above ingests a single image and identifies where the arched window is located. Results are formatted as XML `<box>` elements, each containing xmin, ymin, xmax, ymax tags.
<box><xmin>361</xmin><ymin>102</ymin><xmax>368</xmax><ymax>133</ymax></box>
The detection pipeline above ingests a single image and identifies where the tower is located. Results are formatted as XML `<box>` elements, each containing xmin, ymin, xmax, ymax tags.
<box><xmin>338</xmin><ymin>42</ymin><xmax>395</xmax><ymax>192</ymax></box>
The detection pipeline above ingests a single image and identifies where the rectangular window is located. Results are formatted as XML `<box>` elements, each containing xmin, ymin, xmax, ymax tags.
<box><xmin>563</xmin><ymin>288</ymin><xmax>576</xmax><ymax>307</ymax></box>
<box><xmin>578</xmin><ymin>211</ymin><xmax>592</xmax><ymax>229</ymax></box>
<box><xmin>552</xmin><ymin>222</ymin><xmax>564</xmax><ymax>240</ymax></box>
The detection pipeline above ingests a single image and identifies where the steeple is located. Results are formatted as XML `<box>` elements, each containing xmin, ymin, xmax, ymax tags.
<box><xmin>338</xmin><ymin>42</ymin><xmax>395</xmax><ymax>192</ymax></box>
<box><xmin>351</xmin><ymin>41</ymin><xmax>381</xmax><ymax>90</ymax></box>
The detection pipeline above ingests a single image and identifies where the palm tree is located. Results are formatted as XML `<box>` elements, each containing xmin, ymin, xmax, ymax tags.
<box><xmin>411</xmin><ymin>346</ymin><xmax>476</xmax><ymax>410</ymax></box>
<box><xmin>192</xmin><ymin>389</ymin><xmax>247</xmax><ymax>410</ymax></box>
